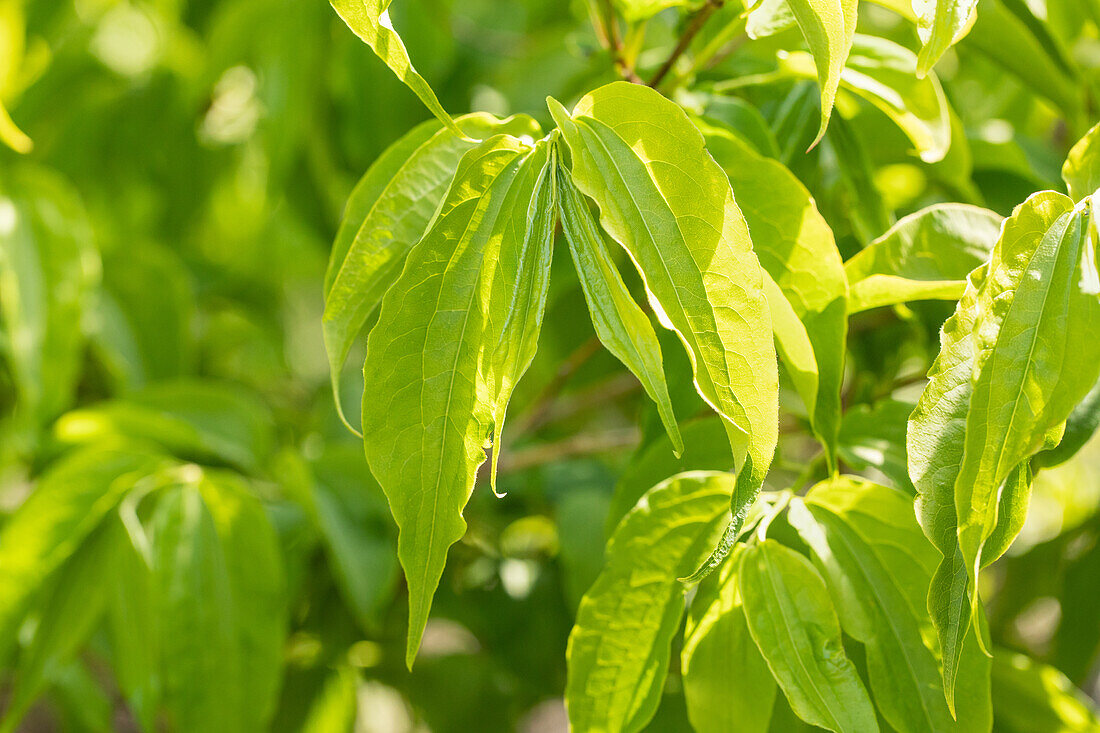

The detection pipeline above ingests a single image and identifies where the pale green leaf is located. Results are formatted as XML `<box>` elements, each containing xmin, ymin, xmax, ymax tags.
<box><xmin>323</xmin><ymin>114</ymin><xmax>540</xmax><ymax>432</ymax></box>
<box><xmin>783</xmin><ymin>35</ymin><xmax>952</xmax><ymax>163</ymax></box>
<box><xmin>614</xmin><ymin>0</ymin><xmax>701</xmax><ymax>21</ymax></box>
<box><xmin>328</xmin><ymin>0</ymin><xmax>462</xmax><ymax>136</ymax></box>
<box><xmin>548</xmin><ymin>82</ymin><xmax>778</xmax><ymax>513</ymax></box>
<box><xmin>557</xmin><ymin>167</ymin><xmax>682</xmax><ymax>456</ymax></box>
<box><xmin>992</xmin><ymin>651</ymin><xmax>1100</xmax><ymax>733</ymax></box>
<box><xmin>955</xmin><ymin>196</ymin><xmax>1100</xmax><ymax>616</ymax></box>
<box><xmin>565</xmin><ymin>471</ymin><xmax>735</xmax><ymax>733</ymax></box>
<box><xmin>739</xmin><ymin>539</ymin><xmax>879</xmax><ymax>733</ymax></box>
<box><xmin>698</xmin><ymin>117</ymin><xmax>847</xmax><ymax>463</ymax></box>
<box><xmin>803</xmin><ymin>477</ymin><xmax>993</xmax><ymax>732</ymax></box>
<box><xmin>682</xmin><ymin>547</ymin><xmax>776</xmax><ymax>733</ymax></box>
<box><xmin>1034</xmin><ymin>376</ymin><xmax>1100</xmax><ymax>468</ymax></box>
<box><xmin>784</xmin><ymin>0</ymin><xmax>857</xmax><ymax>145</ymax></box>
<box><xmin>1063</xmin><ymin>121</ymin><xmax>1100</xmax><ymax>202</ymax></box>
<box><xmin>361</xmin><ymin>135</ymin><xmax>554</xmax><ymax>666</ymax></box>
<box><xmin>788</xmin><ymin>494</ymin><xmax>957</xmax><ymax>733</ymax></box>
<box><xmin>914</xmin><ymin>0</ymin><xmax>979</xmax><ymax>76</ymax></box>
<box><xmin>845</xmin><ymin>203</ymin><xmax>1003</xmax><ymax>313</ymax></box>
<box><xmin>762</xmin><ymin>270</ymin><xmax>821</xmax><ymax>430</ymax></box>
<box><xmin>0</xmin><ymin>99</ymin><xmax>31</xmax><ymax>153</ymax></box>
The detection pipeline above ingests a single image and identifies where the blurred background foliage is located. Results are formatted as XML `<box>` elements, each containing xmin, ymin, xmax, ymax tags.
<box><xmin>1</xmin><ymin>0</ymin><xmax>1100</xmax><ymax>730</ymax></box>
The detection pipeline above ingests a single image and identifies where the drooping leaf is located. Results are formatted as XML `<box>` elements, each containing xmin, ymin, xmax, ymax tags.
<box><xmin>361</xmin><ymin>134</ymin><xmax>555</xmax><ymax>666</ymax></box>
<box><xmin>565</xmin><ymin>472</ymin><xmax>735</xmax><ymax>733</ymax></box>
<box><xmin>682</xmin><ymin>546</ymin><xmax>776</xmax><ymax>733</ymax></box>
<box><xmin>784</xmin><ymin>0</ymin><xmax>858</xmax><ymax>145</ymax></box>
<box><xmin>845</xmin><ymin>203</ymin><xmax>1003</xmax><ymax>313</ymax></box>
<box><xmin>323</xmin><ymin>114</ymin><xmax>540</xmax><ymax>431</ymax></box>
<box><xmin>0</xmin><ymin>446</ymin><xmax>165</xmax><ymax>660</ymax></box>
<box><xmin>697</xmin><ymin>117</ymin><xmax>847</xmax><ymax>463</ymax></box>
<box><xmin>327</xmin><ymin>0</ymin><xmax>463</xmax><ymax>136</ymax></box>
<box><xmin>548</xmin><ymin>82</ymin><xmax>778</xmax><ymax>522</ymax></box>
<box><xmin>1062</xmin><ymin>121</ymin><xmax>1100</xmax><ymax>202</ymax></box>
<box><xmin>557</xmin><ymin>167</ymin><xmax>682</xmax><ymax>456</ymax></box>
<box><xmin>739</xmin><ymin>539</ymin><xmax>879</xmax><ymax>733</ymax></box>
<box><xmin>781</xmin><ymin>35</ymin><xmax>952</xmax><ymax>163</ymax></box>
<box><xmin>914</xmin><ymin>0</ymin><xmax>979</xmax><ymax>76</ymax></box>
<box><xmin>991</xmin><ymin>651</ymin><xmax>1100</xmax><ymax>733</ymax></box>
<box><xmin>954</xmin><ymin>196</ymin><xmax>1100</xmax><ymax>620</ymax></box>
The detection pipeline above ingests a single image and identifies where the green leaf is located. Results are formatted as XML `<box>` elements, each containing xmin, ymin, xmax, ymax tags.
<box><xmin>1063</xmin><ymin>121</ymin><xmax>1100</xmax><ymax>202</ymax></box>
<box><xmin>0</xmin><ymin>99</ymin><xmax>31</xmax><ymax>153</ymax></box>
<box><xmin>697</xmin><ymin>117</ymin><xmax>847</xmax><ymax>464</ymax></box>
<box><xmin>788</xmin><ymin>493</ymin><xmax>957</xmax><ymax>733</ymax></box>
<box><xmin>565</xmin><ymin>471</ymin><xmax>735</xmax><ymax>733</ymax></box>
<box><xmin>613</xmin><ymin>0</ymin><xmax>701</xmax><ymax>21</ymax></box>
<box><xmin>328</xmin><ymin>0</ymin><xmax>463</xmax><ymax>136</ymax></box>
<box><xmin>739</xmin><ymin>539</ymin><xmax>879</xmax><ymax>733</ymax></box>
<box><xmin>915</xmin><ymin>0</ymin><xmax>979</xmax><ymax>76</ymax></box>
<box><xmin>361</xmin><ymin>134</ymin><xmax>555</xmax><ymax>666</ymax></box>
<box><xmin>557</xmin><ymin>165</ymin><xmax>682</xmax><ymax>457</ymax></box>
<box><xmin>323</xmin><ymin>114</ymin><xmax>540</xmax><ymax>432</ymax></box>
<box><xmin>150</xmin><ymin>481</ymin><xmax>242</xmax><ymax>733</ymax></box>
<box><xmin>682</xmin><ymin>547</ymin><xmax>776</xmax><ymax>733</ymax></box>
<box><xmin>782</xmin><ymin>35</ymin><xmax>952</xmax><ymax>163</ymax></box>
<box><xmin>53</xmin><ymin>380</ymin><xmax>276</xmax><ymax>473</ymax></box>
<box><xmin>0</xmin><ymin>446</ymin><xmax>164</xmax><ymax>660</ymax></box>
<box><xmin>802</xmin><ymin>477</ymin><xmax>993</xmax><ymax>731</ymax></box>
<box><xmin>0</xmin><ymin>167</ymin><xmax>97</xmax><ymax>434</ymax></box>
<box><xmin>548</xmin><ymin>82</ymin><xmax>778</xmax><ymax>515</ymax></box>
<box><xmin>198</xmin><ymin>473</ymin><xmax>286</xmax><ymax>731</ymax></box>
<box><xmin>784</xmin><ymin>0</ymin><xmax>858</xmax><ymax>145</ymax></box>
<box><xmin>845</xmin><ymin>203</ymin><xmax>1003</xmax><ymax>313</ymax></box>
<box><xmin>991</xmin><ymin>651</ymin><xmax>1100</xmax><ymax>733</ymax></box>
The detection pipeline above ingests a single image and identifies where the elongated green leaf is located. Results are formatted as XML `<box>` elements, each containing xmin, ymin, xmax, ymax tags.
<box><xmin>0</xmin><ymin>167</ymin><xmax>97</xmax><ymax>434</ymax></box>
<box><xmin>53</xmin><ymin>380</ymin><xmax>276</xmax><ymax>473</ymax></box>
<box><xmin>837</xmin><ymin>400</ymin><xmax>915</xmax><ymax>492</ymax></box>
<box><xmin>955</xmin><ymin>197</ymin><xmax>1100</xmax><ymax>618</ymax></box>
<box><xmin>697</xmin><ymin>117</ymin><xmax>847</xmax><ymax>463</ymax></box>
<box><xmin>915</xmin><ymin>0</ymin><xmax>979</xmax><ymax>76</ymax></box>
<box><xmin>566</xmin><ymin>472</ymin><xmax>735</xmax><ymax>733</ymax></box>
<box><xmin>151</xmin><ymin>482</ymin><xmax>242</xmax><ymax>733</ymax></box>
<box><xmin>682</xmin><ymin>546</ymin><xmax>776</xmax><ymax>733</ymax></box>
<box><xmin>557</xmin><ymin>167</ymin><xmax>682</xmax><ymax>457</ymax></box>
<box><xmin>783</xmin><ymin>35</ymin><xmax>951</xmax><ymax>163</ymax></box>
<box><xmin>0</xmin><ymin>447</ymin><xmax>164</xmax><ymax>660</ymax></box>
<box><xmin>323</xmin><ymin>114</ymin><xmax>540</xmax><ymax>431</ymax></box>
<box><xmin>992</xmin><ymin>651</ymin><xmax>1100</xmax><ymax>733</ymax></box>
<box><xmin>199</xmin><ymin>473</ymin><xmax>286</xmax><ymax>731</ymax></box>
<box><xmin>789</xmin><ymin>495</ymin><xmax>957</xmax><ymax>733</ymax></box>
<box><xmin>762</xmin><ymin>271</ymin><xmax>820</xmax><ymax>428</ymax></box>
<box><xmin>361</xmin><ymin>134</ymin><xmax>555</xmax><ymax>666</ymax></box>
<box><xmin>1063</xmin><ymin>121</ymin><xmax>1100</xmax><ymax>202</ymax></box>
<box><xmin>784</xmin><ymin>0</ymin><xmax>857</xmax><ymax>145</ymax></box>
<box><xmin>548</xmin><ymin>82</ymin><xmax>778</xmax><ymax>513</ymax></box>
<box><xmin>328</xmin><ymin>0</ymin><xmax>462</xmax><ymax>136</ymax></box>
<box><xmin>739</xmin><ymin>539</ymin><xmax>878</xmax><ymax>733</ymax></box>
<box><xmin>614</xmin><ymin>0</ymin><xmax>700</xmax><ymax>21</ymax></box>
<box><xmin>845</xmin><ymin>203</ymin><xmax>1003</xmax><ymax>312</ymax></box>
<box><xmin>803</xmin><ymin>478</ymin><xmax>993</xmax><ymax>731</ymax></box>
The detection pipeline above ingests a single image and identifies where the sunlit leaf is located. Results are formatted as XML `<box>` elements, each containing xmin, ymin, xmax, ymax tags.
<box><xmin>1063</xmin><ymin>121</ymin><xmax>1100</xmax><ymax>201</ymax></box>
<box><xmin>992</xmin><ymin>651</ymin><xmax>1100</xmax><ymax>733</ymax></box>
<box><xmin>914</xmin><ymin>0</ymin><xmax>979</xmax><ymax>76</ymax></box>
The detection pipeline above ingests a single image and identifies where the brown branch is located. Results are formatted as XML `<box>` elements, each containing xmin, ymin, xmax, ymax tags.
<box><xmin>508</xmin><ymin>336</ymin><xmax>603</xmax><ymax>439</ymax></box>
<box><xmin>497</xmin><ymin>428</ymin><xmax>640</xmax><ymax>474</ymax></box>
<box><xmin>648</xmin><ymin>0</ymin><xmax>723</xmax><ymax>88</ymax></box>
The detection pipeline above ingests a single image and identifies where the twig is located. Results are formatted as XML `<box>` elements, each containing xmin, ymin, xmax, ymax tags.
<box><xmin>648</xmin><ymin>0</ymin><xmax>723</xmax><ymax>88</ymax></box>
<box><xmin>497</xmin><ymin>428</ymin><xmax>640</xmax><ymax>474</ymax></box>
<box><xmin>508</xmin><ymin>336</ymin><xmax>603</xmax><ymax>438</ymax></box>
<box><xmin>601</xmin><ymin>0</ymin><xmax>644</xmax><ymax>83</ymax></box>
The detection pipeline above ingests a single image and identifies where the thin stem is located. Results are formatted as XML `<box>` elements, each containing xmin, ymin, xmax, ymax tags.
<box><xmin>508</xmin><ymin>335</ymin><xmax>603</xmax><ymax>439</ymax></box>
<box><xmin>648</xmin><ymin>0</ymin><xmax>724</xmax><ymax>89</ymax></box>
<box><xmin>497</xmin><ymin>428</ymin><xmax>640</xmax><ymax>474</ymax></box>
